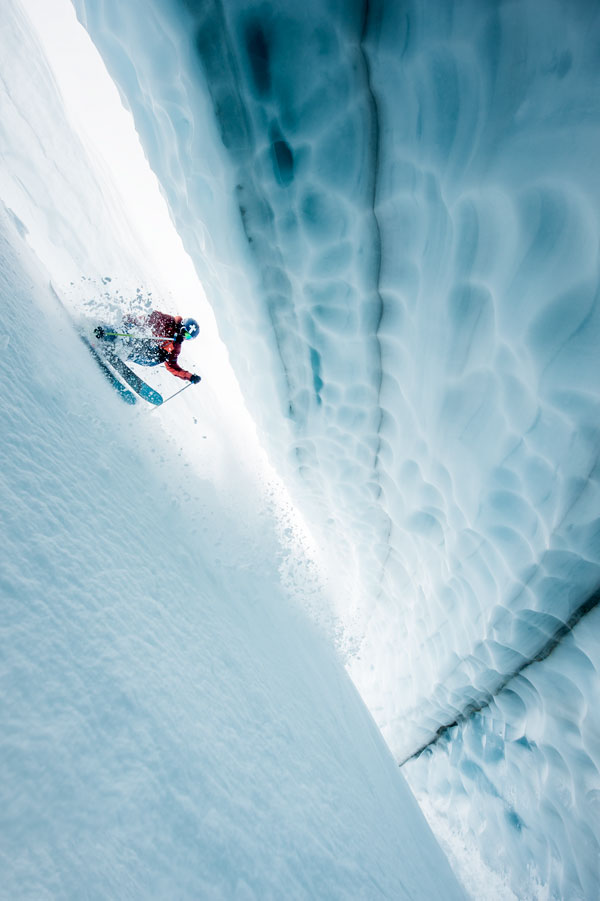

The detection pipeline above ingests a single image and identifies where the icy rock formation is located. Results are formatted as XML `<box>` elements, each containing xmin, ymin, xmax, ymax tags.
<box><xmin>72</xmin><ymin>0</ymin><xmax>600</xmax><ymax>895</ymax></box>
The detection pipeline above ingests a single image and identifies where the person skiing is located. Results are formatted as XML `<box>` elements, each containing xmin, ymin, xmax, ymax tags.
<box><xmin>95</xmin><ymin>311</ymin><xmax>201</xmax><ymax>383</ymax></box>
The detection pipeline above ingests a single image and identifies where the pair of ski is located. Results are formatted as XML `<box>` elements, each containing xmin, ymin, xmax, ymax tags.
<box><xmin>49</xmin><ymin>283</ymin><xmax>165</xmax><ymax>406</ymax></box>
<box><xmin>80</xmin><ymin>335</ymin><xmax>163</xmax><ymax>406</ymax></box>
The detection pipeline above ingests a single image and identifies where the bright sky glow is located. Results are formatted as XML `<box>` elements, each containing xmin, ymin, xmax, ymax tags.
<box><xmin>21</xmin><ymin>0</ymin><xmax>197</xmax><ymax>302</ymax></box>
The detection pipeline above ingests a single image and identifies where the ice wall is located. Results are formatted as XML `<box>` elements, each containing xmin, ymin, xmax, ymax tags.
<box><xmin>70</xmin><ymin>0</ymin><xmax>600</xmax><ymax>895</ymax></box>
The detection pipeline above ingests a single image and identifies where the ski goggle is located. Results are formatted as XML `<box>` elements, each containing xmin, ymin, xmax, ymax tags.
<box><xmin>181</xmin><ymin>319</ymin><xmax>199</xmax><ymax>340</ymax></box>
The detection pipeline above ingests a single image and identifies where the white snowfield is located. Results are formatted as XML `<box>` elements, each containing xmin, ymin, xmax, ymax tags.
<box><xmin>2</xmin><ymin>0</ymin><xmax>599</xmax><ymax>896</ymax></box>
<box><xmin>67</xmin><ymin>0</ymin><xmax>600</xmax><ymax>897</ymax></box>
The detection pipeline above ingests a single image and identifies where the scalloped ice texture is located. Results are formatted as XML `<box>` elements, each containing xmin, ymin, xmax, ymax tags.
<box><xmin>70</xmin><ymin>0</ymin><xmax>600</xmax><ymax>896</ymax></box>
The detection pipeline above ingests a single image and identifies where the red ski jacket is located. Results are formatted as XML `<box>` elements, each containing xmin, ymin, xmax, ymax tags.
<box><xmin>141</xmin><ymin>311</ymin><xmax>195</xmax><ymax>381</ymax></box>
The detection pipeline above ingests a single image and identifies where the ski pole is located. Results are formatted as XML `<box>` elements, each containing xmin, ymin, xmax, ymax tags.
<box><xmin>154</xmin><ymin>381</ymin><xmax>195</xmax><ymax>409</ymax></box>
<box><xmin>101</xmin><ymin>331</ymin><xmax>173</xmax><ymax>341</ymax></box>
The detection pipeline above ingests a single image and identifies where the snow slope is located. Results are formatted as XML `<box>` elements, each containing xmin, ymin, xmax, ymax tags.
<box><xmin>0</xmin><ymin>206</ymin><xmax>464</xmax><ymax>897</ymax></box>
<box><xmin>65</xmin><ymin>0</ymin><xmax>600</xmax><ymax>897</ymax></box>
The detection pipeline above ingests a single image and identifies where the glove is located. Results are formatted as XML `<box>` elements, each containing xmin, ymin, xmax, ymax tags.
<box><xmin>190</xmin><ymin>374</ymin><xmax>201</xmax><ymax>384</ymax></box>
<box><xmin>94</xmin><ymin>326</ymin><xmax>105</xmax><ymax>339</ymax></box>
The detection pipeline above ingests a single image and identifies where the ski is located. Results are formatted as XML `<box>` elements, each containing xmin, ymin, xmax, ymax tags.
<box><xmin>48</xmin><ymin>283</ymin><xmax>163</xmax><ymax>406</ymax></box>
<box><xmin>48</xmin><ymin>285</ymin><xmax>136</xmax><ymax>405</ymax></box>
<box><xmin>79</xmin><ymin>335</ymin><xmax>137</xmax><ymax>405</ymax></box>
<box><xmin>99</xmin><ymin>347</ymin><xmax>163</xmax><ymax>406</ymax></box>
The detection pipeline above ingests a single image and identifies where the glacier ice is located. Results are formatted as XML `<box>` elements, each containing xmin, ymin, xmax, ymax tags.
<box><xmin>7</xmin><ymin>0</ymin><xmax>600</xmax><ymax>895</ymax></box>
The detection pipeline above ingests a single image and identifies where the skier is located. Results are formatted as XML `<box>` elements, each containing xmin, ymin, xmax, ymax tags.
<box><xmin>95</xmin><ymin>311</ymin><xmax>201</xmax><ymax>383</ymax></box>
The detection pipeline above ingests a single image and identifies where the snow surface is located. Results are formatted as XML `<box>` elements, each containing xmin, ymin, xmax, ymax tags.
<box><xmin>64</xmin><ymin>0</ymin><xmax>600</xmax><ymax>897</ymax></box>
<box><xmin>0</xmin><ymin>3</ymin><xmax>467</xmax><ymax>897</ymax></box>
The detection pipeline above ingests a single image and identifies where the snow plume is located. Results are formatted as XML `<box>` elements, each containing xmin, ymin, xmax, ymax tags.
<box><xmin>67</xmin><ymin>0</ymin><xmax>600</xmax><ymax>895</ymax></box>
